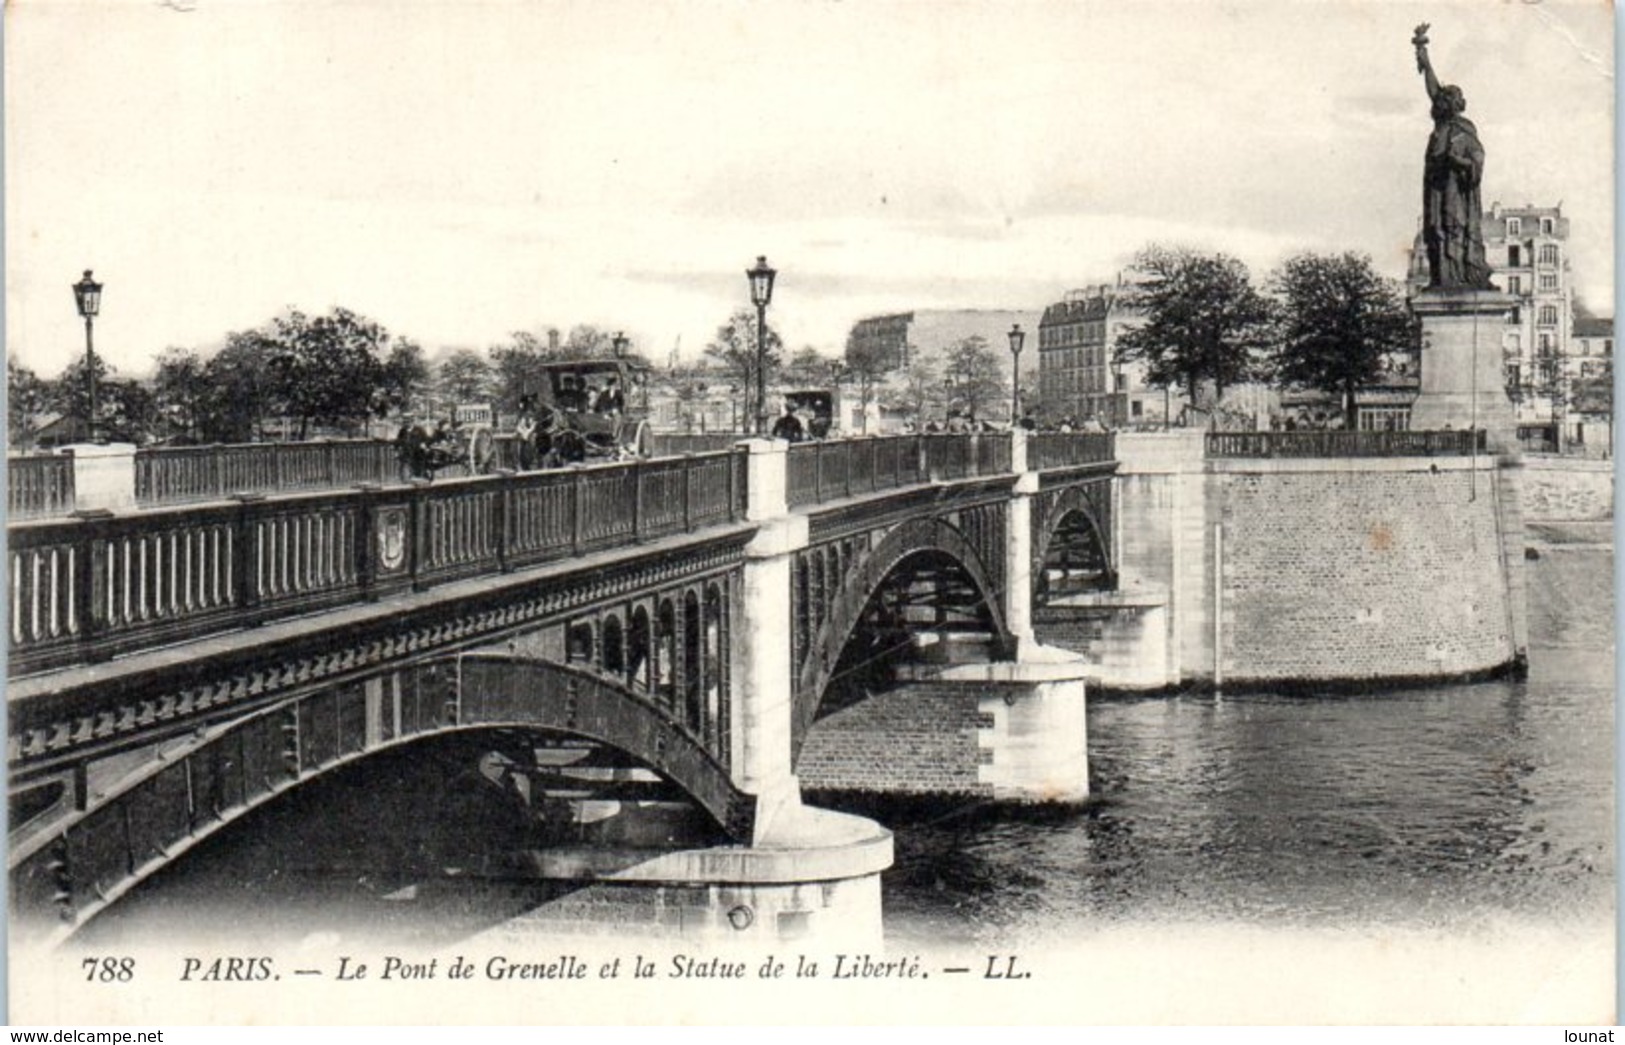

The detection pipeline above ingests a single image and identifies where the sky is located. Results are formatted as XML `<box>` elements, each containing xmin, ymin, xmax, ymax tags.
<box><xmin>5</xmin><ymin>0</ymin><xmax>1615</xmax><ymax>379</ymax></box>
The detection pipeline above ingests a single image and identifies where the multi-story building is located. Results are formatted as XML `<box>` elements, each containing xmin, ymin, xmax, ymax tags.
<box><xmin>1411</xmin><ymin>203</ymin><xmax>1575</xmax><ymax>429</ymax></box>
<box><xmin>1565</xmin><ymin>316</ymin><xmax>1613</xmax><ymax>454</ymax></box>
<box><xmin>844</xmin><ymin>309</ymin><xmax>1042</xmax><ymax>426</ymax></box>
<box><xmin>1485</xmin><ymin>203</ymin><xmax>1573</xmax><ymax>427</ymax></box>
<box><xmin>1036</xmin><ymin>279</ymin><xmax>1179</xmax><ymax>428</ymax></box>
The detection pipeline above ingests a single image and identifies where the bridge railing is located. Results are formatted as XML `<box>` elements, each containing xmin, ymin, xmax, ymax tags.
<box><xmin>135</xmin><ymin>440</ymin><xmax>400</xmax><ymax>506</ymax></box>
<box><xmin>650</xmin><ymin>433</ymin><xmax>746</xmax><ymax>456</ymax></box>
<box><xmin>8</xmin><ymin>449</ymin><xmax>748</xmax><ymax>676</ymax></box>
<box><xmin>8</xmin><ymin>454</ymin><xmax>76</xmax><ymax>520</ymax></box>
<box><xmin>1205</xmin><ymin>429</ymin><xmax>1487</xmax><ymax>458</ymax></box>
<box><xmin>785</xmin><ymin>434</ymin><xmax>1014</xmax><ymax>508</ymax></box>
<box><xmin>1027</xmin><ymin>432</ymin><xmax>1116</xmax><ymax>471</ymax></box>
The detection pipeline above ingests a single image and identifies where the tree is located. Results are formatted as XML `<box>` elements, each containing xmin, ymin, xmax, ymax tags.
<box><xmin>437</xmin><ymin>348</ymin><xmax>494</xmax><ymax>405</ymax></box>
<box><xmin>704</xmin><ymin>308</ymin><xmax>783</xmax><ymax>431</ymax></box>
<box><xmin>201</xmin><ymin>329</ymin><xmax>277</xmax><ymax>442</ymax></box>
<box><xmin>490</xmin><ymin>332</ymin><xmax>550</xmax><ymax>416</ymax></box>
<box><xmin>380</xmin><ymin>338</ymin><xmax>430</xmax><ymax>419</ymax></box>
<box><xmin>263</xmin><ymin>308</ymin><xmax>398</xmax><ymax>438</ymax></box>
<box><xmin>841</xmin><ymin>335</ymin><xmax>899</xmax><ymax>435</ymax></box>
<box><xmin>884</xmin><ymin>357</ymin><xmax>945</xmax><ymax>426</ymax></box>
<box><xmin>788</xmin><ymin>345</ymin><xmax>826</xmax><ymax>373</ymax></box>
<box><xmin>1270</xmin><ymin>252</ymin><xmax>1416</xmax><ymax>429</ymax></box>
<box><xmin>152</xmin><ymin>347</ymin><xmax>212</xmax><ymax>443</ymax></box>
<box><xmin>100</xmin><ymin>379</ymin><xmax>158</xmax><ymax>443</ymax></box>
<box><xmin>8</xmin><ymin>361</ymin><xmax>49</xmax><ymax>448</ymax></box>
<box><xmin>43</xmin><ymin>355</ymin><xmax>112</xmax><ymax>435</ymax></box>
<box><xmin>563</xmin><ymin>324</ymin><xmax>613</xmax><ymax>359</ymax></box>
<box><xmin>1114</xmin><ymin>246</ymin><xmax>1275</xmax><ymax>412</ymax></box>
<box><xmin>942</xmin><ymin>335</ymin><xmax>1007</xmax><ymax>423</ymax></box>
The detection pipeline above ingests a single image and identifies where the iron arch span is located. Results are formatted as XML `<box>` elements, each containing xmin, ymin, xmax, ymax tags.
<box><xmin>1034</xmin><ymin>489</ymin><xmax>1115</xmax><ymax>603</ymax></box>
<box><xmin>10</xmin><ymin>655</ymin><xmax>754</xmax><ymax>946</ymax></box>
<box><xmin>792</xmin><ymin>517</ymin><xmax>1011</xmax><ymax>758</ymax></box>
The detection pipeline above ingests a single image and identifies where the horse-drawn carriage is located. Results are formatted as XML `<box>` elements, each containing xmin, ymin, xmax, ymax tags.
<box><xmin>396</xmin><ymin>403</ymin><xmax>497</xmax><ymax>480</ymax></box>
<box><xmin>520</xmin><ymin>358</ymin><xmax>653</xmax><ymax>468</ymax></box>
<box><xmin>397</xmin><ymin>358</ymin><xmax>653</xmax><ymax>480</ymax></box>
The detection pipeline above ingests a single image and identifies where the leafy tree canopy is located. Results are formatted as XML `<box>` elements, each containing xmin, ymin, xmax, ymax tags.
<box><xmin>1269</xmin><ymin>251</ymin><xmax>1416</xmax><ymax>427</ymax></box>
<box><xmin>1114</xmin><ymin>246</ymin><xmax>1275</xmax><ymax>407</ymax></box>
<box><xmin>705</xmin><ymin>308</ymin><xmax>783</xmax><ymax>429</ymax></box>
<box><xmin>942</xmin><ymin>335</ymin><xmax>1008</xmax><ymax>422</ymax></box>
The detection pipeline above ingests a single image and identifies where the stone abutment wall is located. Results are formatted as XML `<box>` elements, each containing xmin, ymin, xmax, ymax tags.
<box><xmin>1108</xmin><ymin>433</ymin><xmax>1525</xmax><ymax>687</ymax></box>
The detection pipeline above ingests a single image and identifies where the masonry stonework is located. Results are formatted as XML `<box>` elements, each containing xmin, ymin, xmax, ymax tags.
<box><xmin>1110</xmin><ymin>433</ymin><xmax>1524</xmax><ymax>687</ymax></box>
<box><xmin>1216</xmin><ymin>464</ymin><xmax>1517</xmax><ymax>682</ymax></box>
<box><xmin>796</xmin><ymin>685</ymin><xmax>989</xmax><ymax>796</ymax></box>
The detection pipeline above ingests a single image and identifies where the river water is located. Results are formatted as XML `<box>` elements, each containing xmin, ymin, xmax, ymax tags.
<box><xmin>81</xmin><ymin>543</ymin><xmax>1614</xmax><ymax>962</ymax></box>
<box><xmin>862</xmin><ymin>540</ymin><xmax>1614</xmax><ymax>948</ymax></box>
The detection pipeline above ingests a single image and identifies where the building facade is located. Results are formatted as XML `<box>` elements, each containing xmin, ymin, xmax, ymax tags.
<box><xmin>1566</xmin><ymin>316</ymin><xmax>1613</xmax><ymax>455</ymax></box>
<box><xmin>1036</xmin><ymin>281</ymin><xmax>1176</xmax><ymax>428</ymax></box>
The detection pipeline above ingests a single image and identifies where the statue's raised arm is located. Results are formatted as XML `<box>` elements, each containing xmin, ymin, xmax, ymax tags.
<box><xmin>1413</xmin><ymin>23</ymin><xmax>1442</xmax><ymax>102</ymax></box>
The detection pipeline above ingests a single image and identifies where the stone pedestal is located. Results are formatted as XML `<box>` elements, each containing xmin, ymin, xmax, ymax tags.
<box><xmin>1408</xmin><ymin>289</ymin><xmax>1516</xmax><ymax>448</ymax></box>
<box><xmin>63</xmin><ymin>442</ymin><xmax>137</xmax><ymax>512</ymax></box>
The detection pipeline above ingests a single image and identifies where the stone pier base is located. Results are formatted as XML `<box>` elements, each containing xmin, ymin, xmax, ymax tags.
<box><xmin>1034</xmin><ymin>586</ymin><xmax>1173</xmax><ymax>690</ymax></box>
<box><xmin>798</xmin><ymin>644</ymin><xmax>1090</xmax><ymax>802</ymax></box>
<box><xmin>482</xmin><ymin>802</ymin><xmax>891</xmax><ymax>946</ymax></box>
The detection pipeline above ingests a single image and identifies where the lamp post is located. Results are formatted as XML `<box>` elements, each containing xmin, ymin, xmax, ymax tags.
<box><xmin>746</xmin><ymin>255</ymin><xmax>776</xmax><ymax>435</ymax></box>
<box><xmin>1007</xmin><ymin>323</ymin><xmax>1025</xmax><ymax>426</ymax></box>
<box><xmin>612</xmin><ymin>331</ymin><xmax>628</xmax><ymax>359</ymax></box>
<box><xmin>72</xmin><ymin>269</ymin><xmax>103</xmax><ymax>441</ymax></box>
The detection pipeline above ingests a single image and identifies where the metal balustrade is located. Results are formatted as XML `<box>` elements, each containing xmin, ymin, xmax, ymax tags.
<box><xmin>650</xmin><ymin>433</ymin><xmax>746</xmax><ymax>456</ymax></box>
<box><xmin>8</xmin><ymin>432</ymin><xmax>1129</xmax><ymax>675</ymax></box>
<box><xmin>134</xmin><ymin>440</ymin><xmax>400</xmax><ymax>506</ymax></box>
<box><xmin>785</xmin><ymin>434</ymin><xmax>1012</xmax><ymax>508</ymax></box>
<box><xmin>8</xmin><ymin>455</ymin><xmax>76</xmax><ymax>520</ymax></box>
<box><xmin>1204</xmin><ymin>429</ymin><xmax>1487</xmax><ymax>458</ymax></box>
<box><xmin>8</xmin><ymin>450</ymin><xmax>749</xmax><ymax>677</ymax></box>
<box><xmin>1027</xmin><ymin>432</ymin><xmax>1116</xmax><ymax>472</ymax></box>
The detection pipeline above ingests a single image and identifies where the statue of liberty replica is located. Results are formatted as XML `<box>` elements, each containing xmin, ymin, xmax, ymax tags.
<box><xmin>1406</xmin><ymin>24</ymin><xmax>1515</xmax><ymax>444</ymax></box>
<box><xmin>1414</xmin><ymin>23</ymin><xmax>1493</xmax><ymax>289</ymax></box>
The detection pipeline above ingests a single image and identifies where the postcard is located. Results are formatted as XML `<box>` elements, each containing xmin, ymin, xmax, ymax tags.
<box><xmin>5</xmin><ymin>0</ymin><xmax>1614</xmax><ymax>1026</ymax></box>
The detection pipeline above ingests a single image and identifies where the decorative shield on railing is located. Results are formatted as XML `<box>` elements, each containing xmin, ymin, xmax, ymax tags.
<box><xmin>377</xmin><ymin>506</ymin><xmax>409</xmax><ymax>573</ymax></box>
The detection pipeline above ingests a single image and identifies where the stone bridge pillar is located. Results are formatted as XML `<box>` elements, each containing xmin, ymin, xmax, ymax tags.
<box><xmin>736</xmin><ymin>438</ymin><xmax>808</xmax><ymax>835</ymax></box>
<box><xmin>1003</xmin><ymin>429</ymin><xmax>1038</xmax><ymax>651</ymax></box>
<box><xmin>716</xmin><ymin>439</ymin><xmax>893</xmax><ymax>944</ymax></box>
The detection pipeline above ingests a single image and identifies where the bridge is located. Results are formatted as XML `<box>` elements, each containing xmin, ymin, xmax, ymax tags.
<box><xmin>8</xmin><ymin>430</ymin><xmax>1120</xmax><ymax>946</ymax></box>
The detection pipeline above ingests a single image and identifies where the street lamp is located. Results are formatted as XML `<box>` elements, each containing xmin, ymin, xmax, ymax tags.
<box><xmin>1007</xmin><ymin>323</ymin><xmax>1025</xmax><ymax>426</ymax></box>
<box><xmin>746</xmin><ymin>255</ymin><xmax>776</xmax><ymax>435</ymax></box>
<box><xmin>72</xmin><ymin>269</ymin><xmax>103</xmax><ymax>442</ymax></box>
<box><xmin>612</xmin><ymin>331</ymin><xmax>628</xmax><ymax>358</ymax></box>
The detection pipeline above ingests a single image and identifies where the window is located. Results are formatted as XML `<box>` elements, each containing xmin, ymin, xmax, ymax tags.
<box><xmin>1507</xmin><ymin>306</ymin><xmax>1521</xmax><ymax>325</ymax></box>
<box><xmin>1606</xmin><ymin>340</ymin><xmax>1614</xmax><ymax>357</ymax></box>
<box><xmin>1538</xmin><ymin>305</ymin><xmax>1558</xmax><ymax>326</ymax></box>
<box><xmin>1541</xmin><ymin>218</ymin><xmax>1555</xmax><ymax>235</ymax></box>
<box><xmin>1507</xmin><ymin>275</ymin><xmax>1522</xmax><ymax>295</ymax></box>
<box><xmin>1539</xmin><ymin>332</ymin><xmax>1554</xmax><ymax>355</ymax></box>
<box><xmin>1507</xmin><ymin>218</ymin><xmax>1522</xmax><ymax>236</ymax></box>
<box><xmin>1508</xmin><ymin>245</ymin><xmax>1521</xmax><ymax>267</ymax></box>
<box><xmin>1131</xmin><ymin>400</ymin><xmax>1143</xmax><ymax>418</ymax></box>
<box><xmin>1539</xmin><ymin>273</ymin><xmax>1558</xmax><ymax>291</ymax></box>
<box><xmin>1507</xmin><ymin>333</ymin><xmax>1521</xmax><ymax>353</ymax></box>
<box><xmin>1539</xmin><ymin>244</ymin><xmax>1559</xmax><ymax>265</ymax></box>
